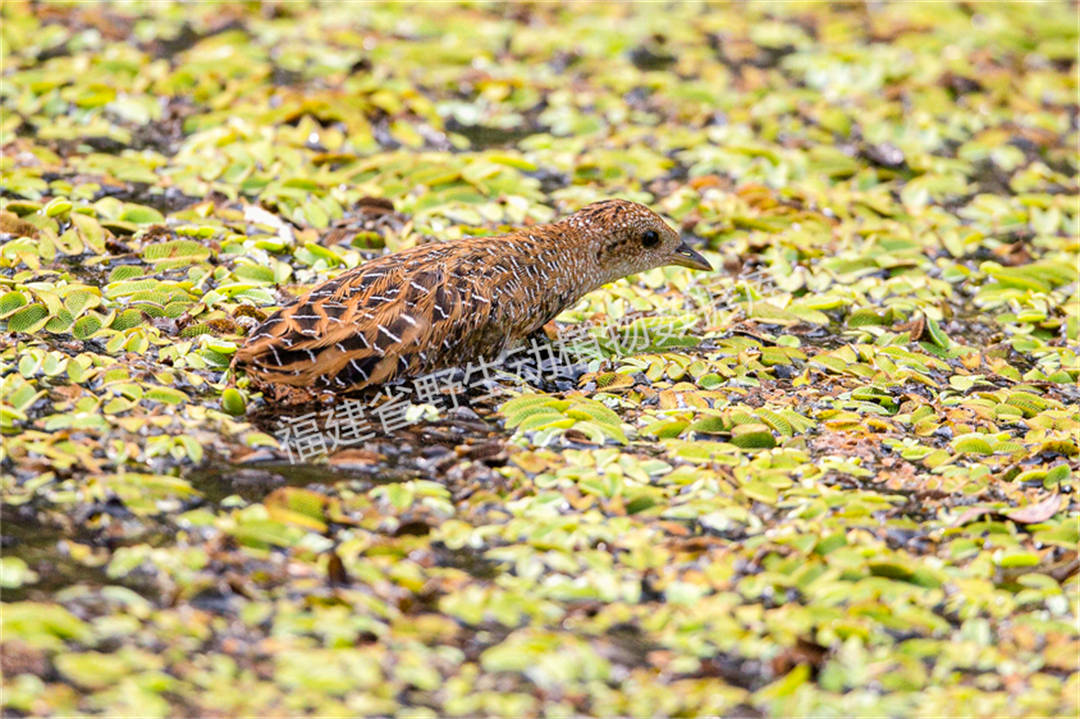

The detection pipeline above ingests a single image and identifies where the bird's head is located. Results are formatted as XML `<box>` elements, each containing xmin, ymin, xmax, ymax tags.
<box><xmin>565</xmin><ymin>199</ymin><xmax>712</xmax><ymax>285</ymax></box>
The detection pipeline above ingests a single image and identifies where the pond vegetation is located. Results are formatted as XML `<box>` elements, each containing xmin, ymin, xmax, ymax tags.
<box><xmin>1</xmin><ymin>2</ymin><xmax>1077</xmax><ymax>716</ymax></box>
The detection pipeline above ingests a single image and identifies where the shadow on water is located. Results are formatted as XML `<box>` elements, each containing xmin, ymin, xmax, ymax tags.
<box><xmin>444</xmin><ymin>118</ymin><xmax>542</xmax><ymax>149</ymax></box>
<box><xmin>187</xmin><ymin>410</ymin><xmax>502</xmax><ymax>505</ymax></box>
<box><xmin>0</xmin><ymin>503</ymin><xmax>165</xmax><ymax>603</ymax></box>
<box><xmin>183</xmin><ymin>457</ymin><xmax>420</xmax><ymax>505</ymax></box>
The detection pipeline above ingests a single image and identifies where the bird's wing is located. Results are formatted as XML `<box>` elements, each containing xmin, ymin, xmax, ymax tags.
<box><xmin>234</xmin><ymin>243</ymin><xmax>505</xmax><ymax>391</ymax></box>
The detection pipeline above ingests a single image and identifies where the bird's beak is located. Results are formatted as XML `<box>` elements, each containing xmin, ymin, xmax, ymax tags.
<box><xmin>669</xmin><ymin>239</ymin><xmax>712</xmax><ymax>271</ymax></box>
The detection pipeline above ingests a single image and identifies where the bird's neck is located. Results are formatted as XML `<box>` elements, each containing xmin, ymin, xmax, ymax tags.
<box><xmin>528</xmin><ymin>223</ymin><xmax>606</xmax><ymax>292</ymax></box>
<box><xmin>504</xmin><ymin>223</ymin><xmax>607</xmax><ymax>330</ymax></box>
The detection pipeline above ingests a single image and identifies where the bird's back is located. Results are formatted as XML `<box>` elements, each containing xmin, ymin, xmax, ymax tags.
<box><xmin>233</xmin><ymin>232</ymin><xmax>565</xmax><ymax>394</ymax></box>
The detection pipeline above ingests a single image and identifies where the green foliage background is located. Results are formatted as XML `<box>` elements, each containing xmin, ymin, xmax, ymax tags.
<box><xmin>1</xmin><ymin>2</ymin><xmax>1077</xmax><ymax>717</ymax></box>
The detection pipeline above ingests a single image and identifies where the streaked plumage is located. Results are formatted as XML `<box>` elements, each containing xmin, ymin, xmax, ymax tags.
<box><xmin>233</xmin><ymin>199</ymin><xmax>711</xmax><ymax>398</ymax></box>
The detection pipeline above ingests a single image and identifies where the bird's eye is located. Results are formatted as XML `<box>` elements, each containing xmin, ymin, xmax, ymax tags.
<box><xmin>641</xmin><ymin>229</ymin><xmax>660</xmax><ymax>248</ymax></box>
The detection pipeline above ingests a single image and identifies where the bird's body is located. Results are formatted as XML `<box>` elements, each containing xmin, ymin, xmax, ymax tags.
<box><xmin>233</xmin><ymin>199</ymin><xmax>710</xmax><ymax>398</ymax></box>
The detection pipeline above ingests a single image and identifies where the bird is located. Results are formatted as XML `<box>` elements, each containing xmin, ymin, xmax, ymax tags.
<box><xmin>232</xmin><ymin>199</ymin><xmax>712</xmax><ymax>400</ymax></box>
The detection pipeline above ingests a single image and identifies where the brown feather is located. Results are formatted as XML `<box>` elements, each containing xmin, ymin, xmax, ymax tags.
<box><xmin>232</xmin><ymin>199</ymin><xmax>711</xmax><ymax>397</ymax></box>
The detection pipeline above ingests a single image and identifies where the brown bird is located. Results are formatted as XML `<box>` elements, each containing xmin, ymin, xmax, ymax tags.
<box><xmin>232</xmin><ymin>199</ymin><xmax>711</xmax><ymax>398</ymax></box>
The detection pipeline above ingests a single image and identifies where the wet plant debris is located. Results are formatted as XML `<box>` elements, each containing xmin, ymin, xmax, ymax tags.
<box><xmin>2</xmin><ymin>2</ymin><xmax>1078</xmax><ymax>717</ymax></box>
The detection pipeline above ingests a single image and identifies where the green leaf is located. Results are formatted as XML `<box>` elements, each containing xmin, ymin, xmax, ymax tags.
<box><xmin>221</xmin><ymin>388</ymin><xmax>247</xmax><ymax>415</ymax></box>
<box><xmin>142</xmin><ymin>239</ymin><xmax>212</xmax><ymax>265</ymax></box>
<box><xmin>730</xmin><ymin>424</ymin><xmax>776</xmax><ymax>449</ymax></box>
<box><xmin>6</xmin><ymin>304</ymin><xmax>50</xmax><ymax>333</ymax></box>
<box><xmin>952</xmin><ymin>434</ymin><xmax>994</xmax><ymax>455</ymax></box>
<box><xmin>0</xmin><ymin>291</ymin><xmax>29</xmax><ymax>318</ymax></box>
<box><xmin>72</xmin><ymin>314</ymin><xmax>104</xmax><ymax>339</ymax></box>
<box><xmin>119</xmin><ymin>204</ymin><xmax>165</xmax><ymax>225</ymax></box>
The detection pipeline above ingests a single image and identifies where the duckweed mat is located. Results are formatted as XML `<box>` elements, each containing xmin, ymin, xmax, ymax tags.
<box><xmin>2</xmin><ymin>2</ymin><xmax>1078</xmax><ymax>717</ymax></box>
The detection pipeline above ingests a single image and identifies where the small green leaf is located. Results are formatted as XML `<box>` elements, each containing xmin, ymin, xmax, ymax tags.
<box><xmin>952</xmin><ymin>434</ymin><xmax>994</xmax><ymax>455</ymax></box>
<box><xmin>221</xmin><ymin>388</ymin><xmax>247</xmax><ymax>416</ymax></box>
<box><xmin>119</xmin><ymin>204</ymin><xmax>165</xmax><ymax>225</ymax></box>
<box><xmin>0</xmin><ymin>291</ymin><xmax>29</xmax><ymax>318</ymax></box>
<box><xmin>6</xmin><ymin>304</ymin><xmax>50</xmax><ymax>333</ymax></box>
<box><xmin>730</xmin><ymin>424</ymin><xmax>776</xmax><ymax>449</ymax></box>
